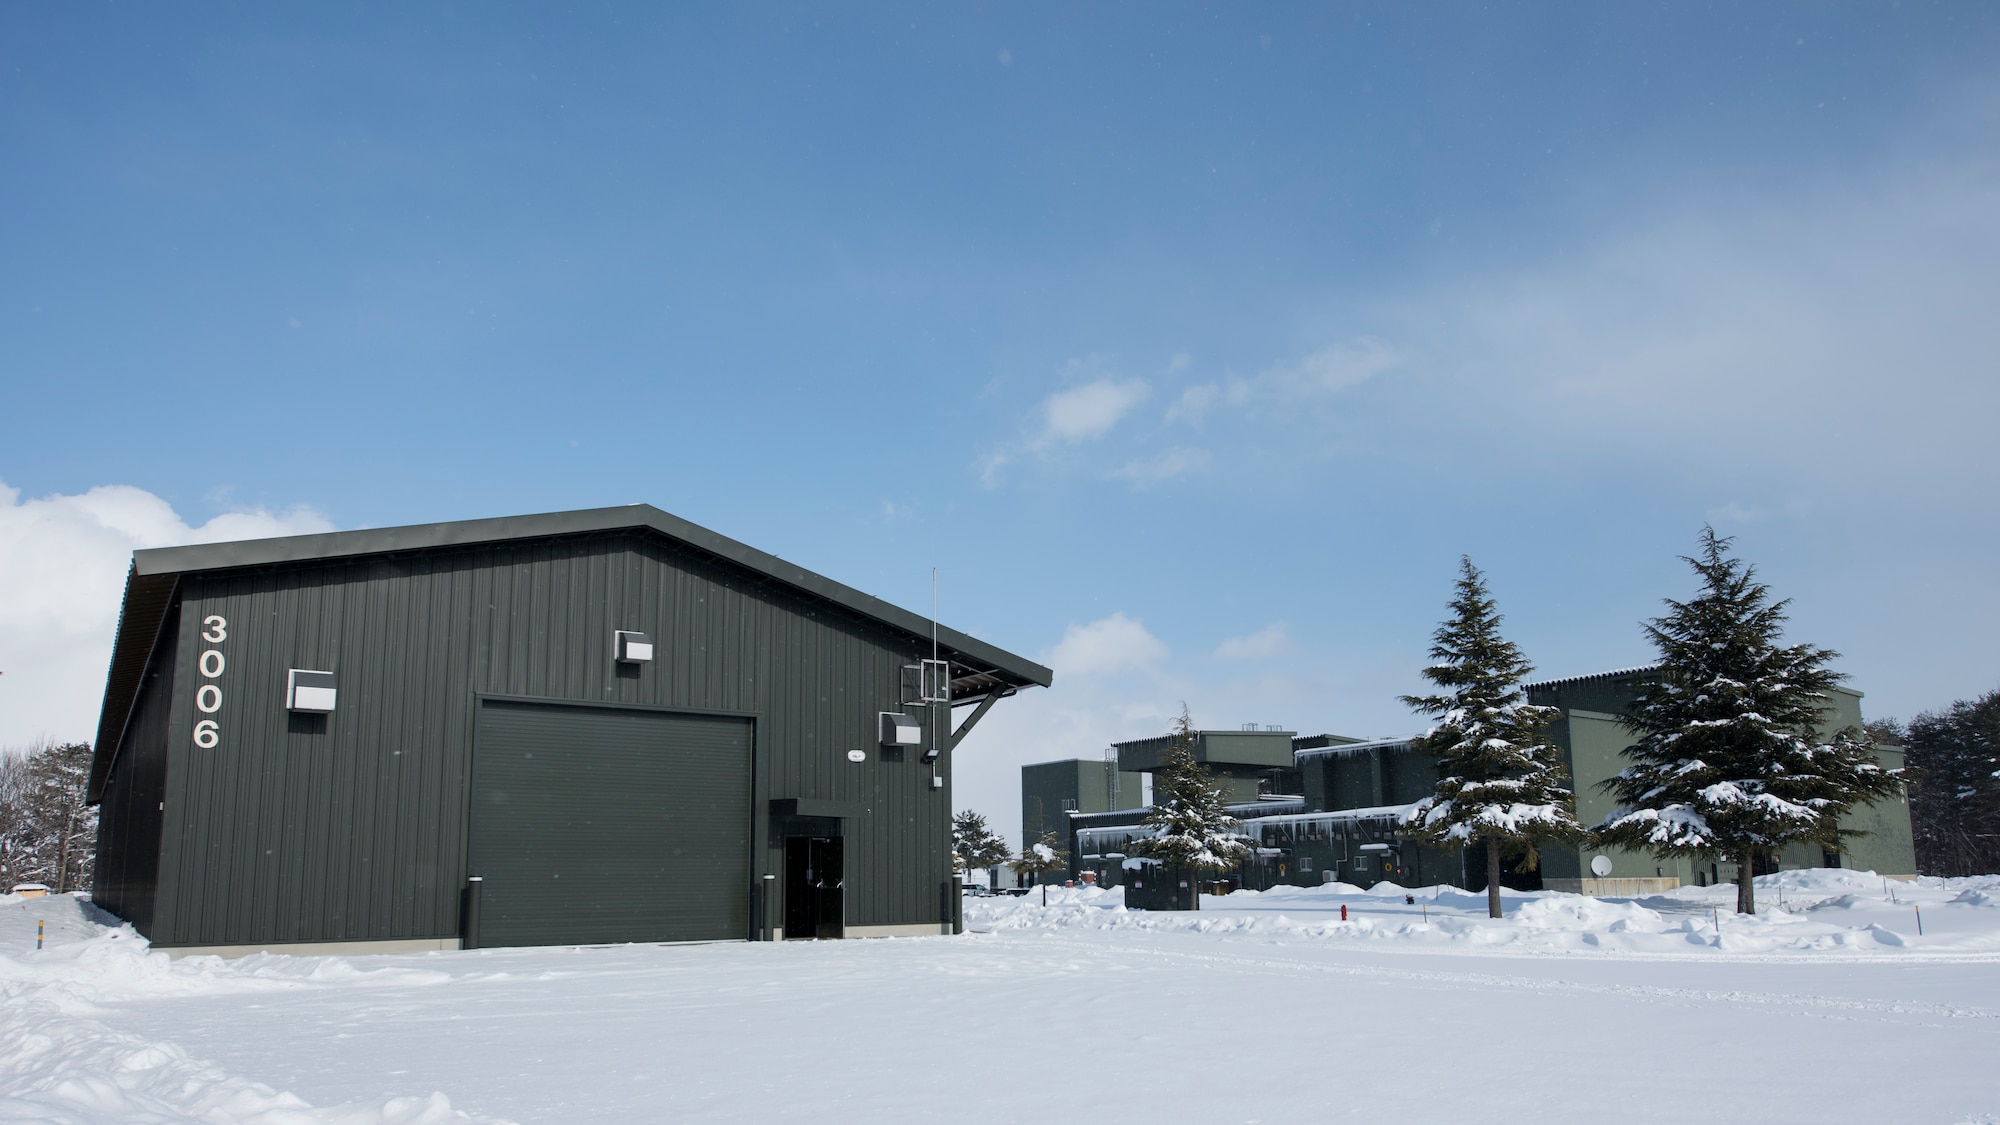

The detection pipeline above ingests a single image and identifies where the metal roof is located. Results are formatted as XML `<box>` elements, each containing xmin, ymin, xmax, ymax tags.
<box><xmin>1522</xmin><ymin>663</ymin><xmax>1863</xmax><ymax>699</ymax></box>
<box><xmin>1520</xmin><ymin>664</ymin><xmax>1660</xmax><ymax>692</ymax></box>
<box><xmin>91</xmin><ymin>504</ymin><xmax>1054</xmax><ymax>784</ymax></box>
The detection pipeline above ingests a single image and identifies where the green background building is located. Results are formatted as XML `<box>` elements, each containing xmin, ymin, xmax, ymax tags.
<box><xmin>1032</xmin><ymin>667</ymin><xmax>1916</xmax><ymax>904</ymax></box>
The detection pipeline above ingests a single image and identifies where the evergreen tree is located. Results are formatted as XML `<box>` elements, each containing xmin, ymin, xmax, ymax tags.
<box><xmin>1896</xmin><ymin>689</ymin><xmax>2000</xmax><ymax>876</ymax></box>
<box><xmin>1596</xmin><ymin>529</ymin><xmax>1901</xmax><ymax>914</ymax></box>
<box><xmin>0</xmin><ymin>741</ymin><xmax>97</xmax><ymax>893</ymax></box>
<box><xmin>0</xmin><ymin>752</ymin><xmax>33</xmax><ymax>890</ymax></box>
<box><xmin>1012</xmin><ymin>830</ymin><xmax>1070</xmax><ymax>905</ymax></box>
<box><xmin>1399</xmin><ymin>557</ymin><xmax>1584</xmax><ymax>919</ymax></box>
<box><xmin>1127</xmin><ymin>706</ymin><xmax>1249</xmax><ymax>910</ymax></box>
<box><xmin>951</xmin><ymin>810</ymin><xmax>1013</xmax><ymax>885</ymax></box>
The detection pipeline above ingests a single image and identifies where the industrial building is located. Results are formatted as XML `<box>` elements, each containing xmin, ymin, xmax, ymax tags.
<box><xmin>1063</xmin><ymin>730</ymin><xmax>1466</xmax><ymax>895</ymax></box>
<box><xmin>1038</xmin><ymin>667</ymin><xmax>1916</xmax><ymax>902</ymax></box>
<box><xmin>1019</xmin><ymin>756</ymin><xmax>1142</xmax><ymax>857</ymax></box>
<box><xmin>88</xmin><ymin>505</ymin><xmax>1050</xmax><ymax>956</ymax></box>
<box><xmin>1527</xmin><ymin>667</ymin><xmax>1915</xmax><ymax>892</ymax></box>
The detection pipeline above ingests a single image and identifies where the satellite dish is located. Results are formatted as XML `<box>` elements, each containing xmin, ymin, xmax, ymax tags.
<box><xmin>1590</xmin><ymin>854</ymin><xmax>1614</xmax><ymax>878</ymax></box>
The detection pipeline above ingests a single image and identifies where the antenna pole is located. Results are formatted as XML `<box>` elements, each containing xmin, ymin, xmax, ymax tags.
<box><xmin>932</xmin><ymin>568</ymin><xmax>940</xmax><ymax>779</ymax></box>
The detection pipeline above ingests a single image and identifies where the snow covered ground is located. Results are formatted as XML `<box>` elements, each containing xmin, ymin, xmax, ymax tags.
<box><xmin>3</xmin><ymin>870</ymin><xmax>1997</xmax><ymax>1124</ymax></box>
<box><xmin>974</xmin><ymin>867</ymin><xmax>2000</xmax><ymax>957</ymax></box>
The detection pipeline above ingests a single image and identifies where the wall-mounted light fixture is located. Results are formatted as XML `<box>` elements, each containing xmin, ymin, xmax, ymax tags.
<box><xmin>614</xmin><ymin>630</ymin><xmax>653</xmax><ymax>664</ymax></box>
<box><xmin>879</xmin><ymin>711</ymin><xmax>921</xmax><ymax>748</ymax></box>
<box><xmin>287</xmin><ymin>670</ymin><xmax>337</xmax><ymax>713</ymax></box>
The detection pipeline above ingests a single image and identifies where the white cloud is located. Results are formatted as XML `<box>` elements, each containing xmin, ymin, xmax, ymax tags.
<box><xmin>1042</xmin><ymin>612</ymin><xmax>1168</xmax><ymax>678</ymax></box>
<box><xmin>976</xmin><ymin>367</ymin><xmax>1157</xmax><ymax>487</ymax></box>
<box><xmin>1038</xmin><ymin>378</ymin><xmax>1150</xmax><ymax>446</ymax></box>
<box><xmin>876</xmin><ymin>499</ymin><xmax>921</xmax><ymax>523</ymax></box>
<box><xmin>1705</xmin><ymin>502</ymin><xmax>1764</xmax><ymax>525</ymax></box>
<box><xmin>1213</xmin><ymin>622</ymin><xmax>1292</xmax><ymax>661</ymax></box>
<box><xmin>1253</xmin><ymin>339</ymin><xmax>1402</xmax><ymax>402</ymax></box>
<box><xmin>974</xmin><ymin>450</ymin><xmax>1011</xmax><ymax>488</ymax></box>
<box><xmin>0</xmin><ymin>482</ymin><xmax>333</xmax><ymax>750</ymax></box>
<box><xmin>1164</xmin><ymin>383</ymin><xmax>1221</xmax><ymax>424</ymax></box>
<box><xmin>1167</xmin><ymin>338</ymin><xmax>1400</xmax><ymax>425</ymax></box>
<box><xmin>1112</xmin><ymin>447</ymin><xmax>1210</xmax><ymax>486</ymax></box>
<box><xmin>1407</xmin><ymin>158</ymin><xmax>2000</xmax><ymax>500</ymax></box>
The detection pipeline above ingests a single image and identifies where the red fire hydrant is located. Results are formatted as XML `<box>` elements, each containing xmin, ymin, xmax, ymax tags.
<box><xmin>1340</xmin><ymin>903</ymin><xmax>1348</xmax><ymax>921</ymax></box>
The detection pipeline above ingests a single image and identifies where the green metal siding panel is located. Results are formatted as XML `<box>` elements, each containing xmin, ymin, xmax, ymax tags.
<box><xmin>1196</xmin><ymin>732</ymin><xmax>1297</xmax><ymax>768</ymax></box>
<box><xmin>1020</xmin><ymin>761</ymin><xmax>1084</xmax><ymax>852</ymax></box>
<box><xmin>1301</xmin><ymin>757</ymin><xmax>1330</xmax><ymax>811</ymax></box>
<box><xmin>1330</xmin><ymin>751</ymin><xmax>1376</xmax><ymax>810</ymax></box>
<box><xmin>1116</xmin><ymin>730</ymin><xmax>1295</xmax><ymax>772</ymax></box>
<box><xmin>1544</xmin><ymin>711</ymin><xmax>1657</xmax><ymax>881</ymax></box>
<box><xmin>1379</xmin><ymin>747</ymin><xmax>1438</xmax><ymax>807</ymax></box>
<box><xmin>143</xmin><ymin>531</ymin><xmax>955</xmax><ymax>947</ymax></box>
<box><xmin>1838</xmin><ymin>746</ymin><xmax>1917</xmax><ymax>876</ymax></box>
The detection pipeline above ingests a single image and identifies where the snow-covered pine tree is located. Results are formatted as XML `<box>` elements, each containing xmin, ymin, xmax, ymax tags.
<box><xmin>0</xmin><ymin>751</ymin><xmax>33</xmax><ymax>890</ymax></box>
<box><xmin>1596</xmin><ymin>529</ymin><xmax>1901</xmax><ymax>914</ymax></box>
<box><xmin>1399</xmin><ymin>557</ymin><xmax>1584</xmax><ymax>919</ymax></box>
<box><xmin>0</xmin><ymin>741</ymin><xmax>97</xmax><ymax>893</ymax></box>
<box><xmin>1127</xmin><ymin>705</ymin><xmax>1249</xmax><ymax>911</ymax></box>
<box><xmin>41</xmin><ymin>742</ymin><xmax>96</xmax><ymax>894</ymax></box>
<box><xmin>1012</xmin><ymin>830</ymin><xmax>1070</xmax><ymax>905</ymax></box>
<box><xmin>951</xmin><ymin>810</ymin><xmax>1013</xmax><ymax>885</ymax></box>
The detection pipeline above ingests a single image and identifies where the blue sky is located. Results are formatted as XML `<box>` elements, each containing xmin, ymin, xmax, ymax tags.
<box><xmin>5</xmin><ymin>3</ymin><xmax>1998</xmax><ymax>840</ymax></box>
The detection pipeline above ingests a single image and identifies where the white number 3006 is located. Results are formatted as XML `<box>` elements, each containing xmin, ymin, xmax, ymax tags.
<box><xmin>194</xmin><ymin>615</ymin><xmax>227</xmax><ymax>748</ymax></box>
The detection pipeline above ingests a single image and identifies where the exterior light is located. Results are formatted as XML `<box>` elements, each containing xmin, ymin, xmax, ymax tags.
<box><xmin>287</xmin><ymin>670</ymin><xmax>337</xmax><ymax>713</ymax></box>
<box><xmin>614</xmin><ymin>631</ymin><xmax>653</xmax><ymax>664</ymax></box>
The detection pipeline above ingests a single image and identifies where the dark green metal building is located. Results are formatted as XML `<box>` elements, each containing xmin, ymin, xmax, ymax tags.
<box><xmin>87</xmin><ymin>505</ymin><xmax>1050</xmax><ymax>956</ymax></box>
<box><xmin>1018</xmin><ymin>757</ymin><xmax>1142</xmax><ymax>864</ymax></box>
<box><xmin>1527</xmin><ymin>667</ymin><xmax>1915</xmax><ymax>891</ymax></box>
<box><xmin>1112</xmin><ymin>727</ymin><xmax>1300</xmax><ymax>805</ymax></box>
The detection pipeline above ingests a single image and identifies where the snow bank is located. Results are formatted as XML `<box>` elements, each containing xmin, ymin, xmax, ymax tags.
<box><xmin>965</xmin><ymin>870</ymin><xmax>2000</xmax><ymax>958</ymax></box>
<box><xmin>0</xmin><ymin>894</ymin><xmax>510</xmax><ymax>1124</ymax></box>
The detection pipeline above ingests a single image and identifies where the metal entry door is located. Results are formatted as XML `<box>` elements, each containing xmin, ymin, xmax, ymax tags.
<box><xmin>468</xmin><ymin>700</ymin><xmax>752</xmax><ymax>948</ymax></box>
<box><xmin>783</xmin><ymin>836</ymin><xmax>844</xmax><ymax>939</ymax></box>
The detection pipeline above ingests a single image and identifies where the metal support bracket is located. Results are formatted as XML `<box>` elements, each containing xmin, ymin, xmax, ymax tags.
<box><xmin>947</xmin><ymin>689</ymin><xmax>1011</xmax><ymax>752</ymax></box>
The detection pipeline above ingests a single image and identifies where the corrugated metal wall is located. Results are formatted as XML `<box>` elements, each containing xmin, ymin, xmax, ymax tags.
<box><xmin>92</xmin><ymin>601</ymin><xmax>180</xmax><ymax>932</ymax></box>
<box><xmin>144</xmin><ymin>530</ymin><xmax>953</xmax><ymax>947</ymax></box>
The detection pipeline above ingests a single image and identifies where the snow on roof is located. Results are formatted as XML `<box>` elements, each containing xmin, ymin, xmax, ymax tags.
<box><xmin>1067</xmin><ymin>806</ymin><xmax>1152</xmax><ymax>824</ymax></box>
<box><xmin>1226</xmin><ymin>799</ymin><xmax>1305</xmax><ymax>819</ymax></box>
<box><xmin>1521</xmin><ymin>664</ymin><xmax>1659</xmax><ymax>692</ymax></box>
<box><xmin>1076</xmin><ymin>824</ymin><xmax>1156</xmax><ymax>845</ymax></box>
<box><xmin>1293</xmin><ymin>737</ymin><xmax>1416</xmax><ymax>760</ymax></box>
<box><xmin>1238</xmin><ymin>803</ymin><xmax>1423</xmax><ymax>838</ymax></box>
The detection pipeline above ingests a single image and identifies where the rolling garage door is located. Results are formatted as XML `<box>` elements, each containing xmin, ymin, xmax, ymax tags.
<box><xmin>468</xmin><ymin>700</ymin><xmax>752</xmax><ymax>947</ymax></box>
